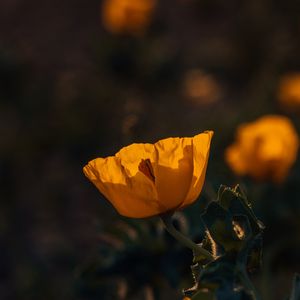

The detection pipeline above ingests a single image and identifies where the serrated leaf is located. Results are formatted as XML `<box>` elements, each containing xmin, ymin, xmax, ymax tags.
<box><xmin>196</xmin><ymin>255</ymin><xmax>253</xmax><ymax>300</ymax></box>
<box><xmin>201</xmin><ymin>202</ymin><xmax>248</xmax><ymax>252</ymax></box>
<box><xmin>246</xmin><ymin>234</ymin><xmax>263</xmax><ymax>273</ymax></box>
<box><xmin>183</xmin><ymin>264</ymin><xmax>201</xmax><ymax>295</ymax></box>
<box><xmin>199</xmin><ymin>255</ymin><xmax>236</xmax><ymax>289</ymax></box>
<box><xmin>217</xmin><ymin>185</ymin><xmax>228</xmax><ymax>202</ymax></box>
<box><xmin>232</xmin><ymin>215</ymin><xmax>252</xmax><ymax>241</ymax></box>
<box><xmin>193</xmin><ymin>234</ymin><xmax>218</xmax><ymax>264</ymax></box>
<box><xmin>187</xmin><ymin>185</ymin><xmax>263</xmax><ymax>300</ymax></box>
<box><xmin>218</xmin><ymin>186</ymin><xmax>264</xmax><ymax>236</ymax></box>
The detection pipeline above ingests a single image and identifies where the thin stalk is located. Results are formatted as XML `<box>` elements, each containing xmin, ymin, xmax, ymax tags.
<box><xmin>160</xmin><ymin>214</ymin><xmax>214</xmax><ymax>261</ymax></box>
<box><xmin>238</xmin><ymin>268</ymin><xmax>261</xmax><ymax>300</ymax></box>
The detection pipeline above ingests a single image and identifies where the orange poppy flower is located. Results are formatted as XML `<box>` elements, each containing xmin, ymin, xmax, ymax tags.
<box><xmin>101</xmin><ymin>0</ymin><xmax>156</xmax><ymax>36</ymax></box>
<box><xmin>225</xmin><ymin>115</ymin><xmax>299</xmax><ymax>183</ymax></box>
<box><xmin>83</xmin><ymin>131</ymin><xmax>213</xmax><ymax>218</ymax></box>
<box><xmin>278</xmin><ymin>73</ymin><xmax>300</xmax><ymax>110</ymax></box>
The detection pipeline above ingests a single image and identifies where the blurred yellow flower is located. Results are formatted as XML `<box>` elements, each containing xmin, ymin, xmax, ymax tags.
<box><xmin>278</xmin><ymin>73</ymin><xmax>300</xmax><ymax>110</ymax></box>
<box><xmin>83</xmin><ymin>131</ymin><xmax>213</xmax><ymax>218</ymax></box>
<box><xmin>225</xmin><ymin>115</ymin><xmax>299</xmax><ymax>183</ymax></box>
<box><xmin>183</xmin><ymin>70</ymin><xmax>221</xmax><ymax>106</ymax></box>
<box><xmin>101</xmin><ymin>0</ymin><xmax>156</xmax><ymax>36</ymax></box>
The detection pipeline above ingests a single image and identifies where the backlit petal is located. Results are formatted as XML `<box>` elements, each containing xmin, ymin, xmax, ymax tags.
<box><xmin>183</xmin><ymin>131</ymin><xmax>213</xmax><ymax>207</ymax></box>
<box><xmin>115</xmin><ymin>143</ymin><xmax>155</xmax><ymax>177</ymax></box>
<box><xmin>154</xmin><ymin>137</ymin><xmax>194</xmax><ymax>210</ymax></box>
<box><xmin>83</xmin><ymin>155</ymin><xmax>161</xmax><ymax>218</ymax></box>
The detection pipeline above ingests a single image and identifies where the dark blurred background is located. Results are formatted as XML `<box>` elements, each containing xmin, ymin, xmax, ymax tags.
<box><xmin>1</xmin><ymin>0</ymin><xmax>300</xmax><ymax>299</ymax></box>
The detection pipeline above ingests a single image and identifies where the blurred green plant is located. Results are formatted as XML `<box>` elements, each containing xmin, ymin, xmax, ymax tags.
<box><xmin>182</xmin><ymin>185</ymin><xmax>264</xmax><ymax>300</ymax></box>
<box><xmin>76</xmin><ymin>214</ymin><xmax>192</xmax><ymax>299</ymax></box>
<box><xmin>78</xmin><ymin>185</ymin><xmax>300</xmax><ymax>300</ymax></box>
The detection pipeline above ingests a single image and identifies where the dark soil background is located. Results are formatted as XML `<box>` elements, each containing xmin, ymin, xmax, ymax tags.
<box><xmin>1</xmin><ymin>0</ymin><xmax>300</xmax><ymax>299</ymax></box>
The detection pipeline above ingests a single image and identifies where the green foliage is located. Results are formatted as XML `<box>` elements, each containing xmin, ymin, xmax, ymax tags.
<box><xmin>184</xmin><ymin>185</ymin><xmax>264</xmax><ymax>300</ymax></box>
<box><xmin>77</xmin><ymin>185</ymin><xmax>300</xmax><ymax>300</ymax></box>
<box><xmin>76</xmin><ymin>216</ymin><xmax>191</xmax><ymax>299</ymax></box>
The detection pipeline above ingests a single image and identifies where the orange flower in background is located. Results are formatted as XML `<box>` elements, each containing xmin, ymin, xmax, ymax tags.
<box><xmin>225</xmin><ymin>115</ymin><xmax>299</xmax><ymax>183</ymax></box>
<box><xmin>183</xmin><ymin>70</ymin><xmax>222</xmax><ymax>106</ymax></box>
<box><xmin>83</xmin><ymin>131</ymin><xmax>213</xmax><ymax>218</ymax></box>
<box><xmin>278</xmin><ymin>72</ymin><xmax>300</xmax><ymax>110</ymax></box>
<box><xmin>101</xmin><ymin>0</ymin><xmax>156</xmax><ymax>36</ymax></box>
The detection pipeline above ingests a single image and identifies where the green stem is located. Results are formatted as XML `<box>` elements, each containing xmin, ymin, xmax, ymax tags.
<box><xmin>160</xmin><ymin>214</ymin><xmax>214</xmax><ymax>261</ymax></box>
<box><xmin>238</xmin><ymin>268</ymin><xmax>261</xmax><ymax>300</ymax></box>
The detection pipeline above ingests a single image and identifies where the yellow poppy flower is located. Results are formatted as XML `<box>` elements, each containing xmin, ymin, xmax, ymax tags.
<box><xmin>278</xmin><ymin>73</ymin><xmax>300</xmax><ymax>110</ymax></box>
<box><xmin>101</xmin><ymin>0</ymin><xmax>156</xmax><ymax>36</ymax></box>
<box><xmin>83</xmin><ymin>131</ymin><xmax>213</xmax><ymax>218</ymax></box>
<box><xmin>225</xmin><ymin>115</ymin><xmax>299</xmax><ymax>183</ymax></box>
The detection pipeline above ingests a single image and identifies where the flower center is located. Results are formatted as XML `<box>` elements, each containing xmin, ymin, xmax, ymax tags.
<box><xmin>138</xmin><ymin>159</ymin><xmax>155</xmax><ymax>183</ymax></box>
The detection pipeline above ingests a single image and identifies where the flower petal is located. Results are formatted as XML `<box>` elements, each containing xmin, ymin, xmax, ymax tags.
<box><xmin>182</xmin><ymin>131</ymin><xmax>213</xmax><ymax>207</ymax></box>
<box><xmin>115</xmin><ymin>143</ymin><xmax>155</xmax><ymax>177</ymax></box>
<box><xmin>83</xmin><ymin>154</ymin><xmax>161</xmax><ymax>218</ymax></box>
<box><xmin>154</xmin><ymin>136</ymin><xmax>194</xmax><ymax>210</ymax></box>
